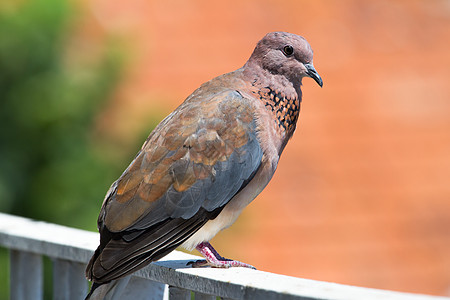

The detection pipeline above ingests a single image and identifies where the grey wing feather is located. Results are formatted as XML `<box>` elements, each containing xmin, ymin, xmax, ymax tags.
<box><xmin>86</xmin><ymin>90</ymin><xmax>264</xmax><ymax>283</ymax></box>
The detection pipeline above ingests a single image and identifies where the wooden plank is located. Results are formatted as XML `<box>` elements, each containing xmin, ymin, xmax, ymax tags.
<box><xmin>53</xmin><ymin>259</ymin><xmax>88</xmax><ymax>300</ymax></box>
<box><xmin>1</xmin><ymin>213</ymin><xmax>449</xmax><ymax>300</ymax></box>
<box><xmin>10</xmin><ymin>250</ymin><xmax>43</xmax><ymax>300</ymax></box>
<box><xmin>0</xmin><ymin>212</ymin><xmax>98</xmax><ymax>263</ymax></box>
<box><xmin>137</xmin><ymin>256</ymin><xmax>450</xmax><ymax>300</ymax></box>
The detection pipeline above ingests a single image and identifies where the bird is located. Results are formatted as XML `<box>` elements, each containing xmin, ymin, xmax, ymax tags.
<box><xmin>85</xmin><ymin>31</ymin><xmax>322</xmax><ymax>298</ymax></box>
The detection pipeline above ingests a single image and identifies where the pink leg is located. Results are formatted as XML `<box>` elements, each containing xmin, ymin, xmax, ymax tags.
<box><xmin>187</xmin><ymin>242</ymin><xmax>256</xmax><ymax>269</ymax></box>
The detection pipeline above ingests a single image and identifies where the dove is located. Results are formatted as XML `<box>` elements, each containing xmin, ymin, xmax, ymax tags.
<box><xmin>85</xmin><ymin>31</ymin><xmax>322</xmax><ymax>298</ymax></box>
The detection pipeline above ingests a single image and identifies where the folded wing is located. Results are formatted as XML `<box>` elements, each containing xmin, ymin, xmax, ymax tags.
<box><xmin>86</xmin><ymin>90</ymin><xmax>263</xmax><ymax>283</ymax></box>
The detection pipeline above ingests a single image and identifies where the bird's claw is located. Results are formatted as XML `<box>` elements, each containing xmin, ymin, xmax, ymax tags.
<box><xmin>187</xmin><ymin>259</ymin><xmax>212</xmax><ymax>268</ymax></box>
<box><xmin>186</xmin><ymin>258</ymin><xmax>256</xmax><ymax>269</ymax></box>
<box><xmin>187</xmin><ymin>241</ymin><xmax>256</xmax><ymax>269</ymax></box>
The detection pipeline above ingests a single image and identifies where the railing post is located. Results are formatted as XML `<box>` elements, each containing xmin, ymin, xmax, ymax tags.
<box><xmin>10</xmin><ymin>250</ymin><xmax>43</xmax><ymax>300</ymax></box>
<box><xmin>194</xmin><ymin>292</ymin><xmax>216</xmax><ymax>300</ymax></box>
<box><xmin>85</xmin><ymin>275</ymin><xmax>166</xmax><ymax>299</ymax></box>
<box><xmin>122</xmin><ymin>276</ymin><xmax>166</xmax><ymax>300</ymax></box>
<box><xmin>168</xmin><ymin>286</ymin><xmax>191</xmax><ymax>300</ymax></box>
<box><xmin>53</xmin><ymin>258</ymin><xmax>88</xmax><ymax>300</ymax></box>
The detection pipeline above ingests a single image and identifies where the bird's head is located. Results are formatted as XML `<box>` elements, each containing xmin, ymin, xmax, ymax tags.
<box><xmin>247</xmin><ymin>32</ymin><xmax>323</xmax><ymax>88</ymax></box>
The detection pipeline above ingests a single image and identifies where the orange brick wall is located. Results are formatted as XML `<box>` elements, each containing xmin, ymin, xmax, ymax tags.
<box><xmin>83</xmin><ymin>0</ymin><xmax>450</xmax><ymax>296</ymax></box>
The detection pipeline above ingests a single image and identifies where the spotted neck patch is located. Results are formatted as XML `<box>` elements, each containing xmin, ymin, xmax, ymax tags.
<box><xmin>254</xmin><ymin>87</ymin><xmax>300</xmax><ymax>134</ymax></box>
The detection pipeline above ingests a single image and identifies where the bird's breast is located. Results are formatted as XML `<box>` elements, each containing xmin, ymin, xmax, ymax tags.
<box><xmin>181</xmin><ymin>88</ymin><xmax>291</xmax><ymax>251</ymax></box>
<box><xmin>256</xmin><ymin>87</ymin><xmax>300</xmax><ymax>138</ymax></box>
<box><xmin>180</xmin><ymin>156</ymin><xmax>276</xmax><ymax>250</ymax></box>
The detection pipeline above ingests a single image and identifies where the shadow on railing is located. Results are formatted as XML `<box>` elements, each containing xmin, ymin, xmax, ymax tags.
<box><xmin>1</xmin><ymin>212</ymin><xmax>449</xmax><ymax>300</ymax></box>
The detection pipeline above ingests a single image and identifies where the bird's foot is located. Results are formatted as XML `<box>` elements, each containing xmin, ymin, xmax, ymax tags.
<box><xmin>187</xmin><ymin>242</ymin><xmax>256</xmax><ymax>269</ymax></box>
<box><xmin>187</xmin><ymin>258</ymin><xmax>255</xmax><ymax>269</ymax></box>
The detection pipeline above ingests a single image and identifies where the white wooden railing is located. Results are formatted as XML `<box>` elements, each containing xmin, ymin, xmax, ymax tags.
<box><xmin>0</xmin><ymin>212</ymin><xmax>449</xmax><ymax>300</ymax></box>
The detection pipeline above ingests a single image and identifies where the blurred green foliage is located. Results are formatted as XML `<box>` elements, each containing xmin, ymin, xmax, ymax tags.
<box><xmin>0</xmin><ymin>0</ymin><xmax>125</xmax><ymax>227</ymax></box>
<box><xmin>0</xmin><ymin>0</ymin><xmax>136</xmax><ymax>298</ymax></box>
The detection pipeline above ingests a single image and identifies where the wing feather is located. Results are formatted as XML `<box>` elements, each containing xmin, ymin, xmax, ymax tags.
<box><xmin>86</xmin><ymin>90</ymin><xmax>263</xmax><ymax>283</ymax></box>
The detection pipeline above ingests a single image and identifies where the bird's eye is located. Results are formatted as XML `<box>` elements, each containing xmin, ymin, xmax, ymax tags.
<box><xmin>282</xmin><ymin>45</ymin><xmax>294</xmax><ymax>56</ymax></box>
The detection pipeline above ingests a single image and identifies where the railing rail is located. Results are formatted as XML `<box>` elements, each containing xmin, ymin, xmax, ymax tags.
<box><xmin>0</xmin><ymin>212</ymin><xmax>449</xmax><ymax>300</ymax></box>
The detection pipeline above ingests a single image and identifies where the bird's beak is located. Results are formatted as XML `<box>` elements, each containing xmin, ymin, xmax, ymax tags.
<box><xmin>304</xmin><ymin>63</ymin><xmax>323</xmax><ymax>88</ymax></box>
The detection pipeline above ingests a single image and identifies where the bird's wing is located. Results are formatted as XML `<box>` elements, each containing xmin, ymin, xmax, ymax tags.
<box><xmin>87</xmin><ymin>89</ymin><xmax>263</xmax><ymax>282</ymax></box>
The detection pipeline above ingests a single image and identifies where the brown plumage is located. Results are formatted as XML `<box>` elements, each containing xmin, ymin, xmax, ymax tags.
<box><xmin>85</xmin><ymin>31</ymin><xmax>322</xmax><ymax>298</ymax></box>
